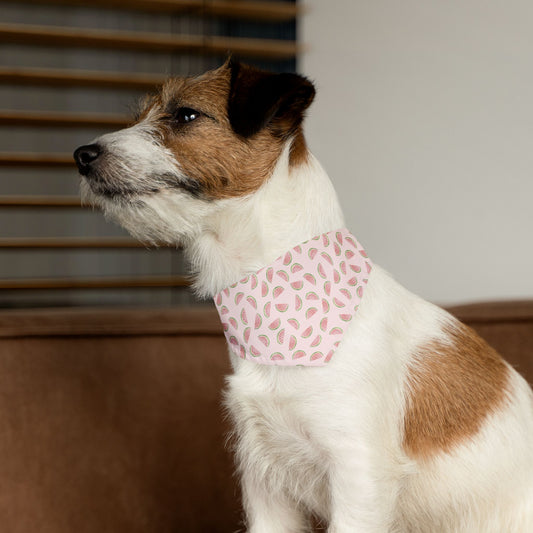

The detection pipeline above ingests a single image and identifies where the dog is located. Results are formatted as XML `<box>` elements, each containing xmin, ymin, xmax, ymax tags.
<box><xmin>74</xmin><ymin>60</ymin><xmax>533</xmax><ymax>532</ymax></box>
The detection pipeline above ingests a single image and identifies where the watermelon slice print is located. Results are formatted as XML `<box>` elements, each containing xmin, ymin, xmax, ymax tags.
<box><xmin>250</xmin><ymin>345</ymin><xmax>261</xmax><ymax>357</ymax></box>
<box><xmin>259</xmin><ymin>335</ymin><xmax>270</xmax><ymax>347</ymax></box>
<box><xmin>262</xmin><ymin>281</ymin><xmax>269</xmax><ymax>297</ymax></box>
<box><xmin>303</xmin><ymin>273</ymin><xmax>317</xmax><ymax>286</ymax></box>
<box><xmin>269</xmin><ymin>318</ymin><xmax>281</xmax><ymax>330</ymax></box>
<box><xmin>340</xmin><ymin>288</ymin><xmax>352</xmax><ymax>300</ymax></box>
<box><xmin>324</xmin><ymin>281</ymin><xmax>332</xmax><ymax>296</ymax></box>
<box><xmin>306</xmin><ymin>307</ymin><xmax>318</xmax><ymax>319</ymax></box>
<box><xmin>310</xmin><ymin>335</ymin><xmax>322</xmax><ymax>347</ymax></box>
<box><xmin>273</xmin><ymin>286</ymin><xmax>284</xmax><ymax>299</ymax></box>
<box><xmin>291</xmin><ymin>263</ymin><xmax>304</xmax><ymax>273</ymax></box>
<box><xmin>277</xmin><ymin>270</ymin><xmax>289</xmax><ymax>282</ymax></box>
<box><xmin>321</xmin><ymin>252</ymin><xmax>333</xmax><ymax>265</ymax></box>
<box><xmin>345</xmin><ymin>235</ymin><xmax>357</xmax><ymax>248</ymax></box>
<box><xmin>250</xmin><ymin>274</ymin><xmax>258</xmax><ymax>289</ymax></box>
<box><xmin>302</xmin><ymin>326</ymin><xmax>313</xmax><ymax>338</ymax></box>
<box><xmin>333</xmin><ymin>297</ymin><xmax>346</xmax><ymax>308</ymax></box>
<box><xmin>288</xmin><ymin>335</ymin><xmax>297</xmax><ymax>350</ymax></box>
<box><xmin>288</xmin><ymin>318</ymin><xmax>300</xmax><ymax>330</ymax></box>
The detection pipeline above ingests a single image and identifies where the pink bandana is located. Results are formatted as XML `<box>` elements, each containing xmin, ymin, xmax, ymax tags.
<box><xmin>214</xmin><ymin>229</ymin><xmax>372</xmax><ymax>367</ymax></box>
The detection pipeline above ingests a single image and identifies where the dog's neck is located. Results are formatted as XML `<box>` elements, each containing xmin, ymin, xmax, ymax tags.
<box><xmin>186</xmin><ymin>143</ymin><xmax>346</xmax><ymax>298</ymax></box>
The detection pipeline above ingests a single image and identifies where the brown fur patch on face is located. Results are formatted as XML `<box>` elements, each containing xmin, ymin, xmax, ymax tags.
<box><xmin>403</xmin><ymin>322</ymin><xmax>510</xmax><ymax>459</ymax></box>
<box><xmin>139</xmin><ymin>65</ymin><xmax>291</xmax><ymax>200</ymax></box>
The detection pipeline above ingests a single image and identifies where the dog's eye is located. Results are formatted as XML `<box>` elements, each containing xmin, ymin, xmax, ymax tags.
<box><xmin>173</xmin><ymin>107</ymin><xmax>202</xmax><ymax>124</ymax></box>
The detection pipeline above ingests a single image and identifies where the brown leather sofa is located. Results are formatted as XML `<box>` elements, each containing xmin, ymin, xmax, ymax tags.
<box><xmin>0</xmin><ymin>302</ymin><xmax>531</xmax><ymax>533</ymax></box>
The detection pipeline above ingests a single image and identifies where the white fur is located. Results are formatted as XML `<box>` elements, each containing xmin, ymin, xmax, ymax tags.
<box><xmin>81</xmin><ymin>124</ymin><xmax>533</xmax><ymax>532</ymax></box>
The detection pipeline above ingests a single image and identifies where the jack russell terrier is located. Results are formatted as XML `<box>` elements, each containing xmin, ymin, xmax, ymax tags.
<box><xmin>74</xmin><ymin>60</ymin><xmax>533</xmax><ymax>532</ymax></box>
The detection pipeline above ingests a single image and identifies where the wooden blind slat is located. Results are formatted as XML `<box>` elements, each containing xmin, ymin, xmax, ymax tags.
<box><xmin>0</xmin><ymin>23</ymin><xmax>299</xmax><ymax>60</ymax></box>
<box><xmin>9</xmin><ymin>0</ymin><xmax>299</xmax><ymax>22</ymax></box>
<box><xmin>0</xmin><ymin>196</ymin><xmax>82</xmax><ymax>208</ymax></box>
<box><xmin>0</xmin><ymin>110</ymin><xmax>130</xmax><ymax>129</ymax></box>
<box><xmin>0</xmin><ymin>275</ymin><xmax>189</xmax><ymax>290</ymax></box>
<box><xmin>0</xmin><ymin>67</ymin><xmax>165</xmax><ymax>90</ymax></box>
<box><xmin>0</xmin><ymin>153</ymin><xmax>74</xmax><ymax>167</ymax></box>
<box><xmin>202</xmin><ymin>0</ymin><xmax>299</xmax><ymax>22</ymax></box>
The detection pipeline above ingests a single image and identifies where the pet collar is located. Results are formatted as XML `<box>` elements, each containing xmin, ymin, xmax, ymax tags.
<box><xmin>214</xmin><ymin>228</ymin><xmax>372</xmax><ymax>367</ymax></box>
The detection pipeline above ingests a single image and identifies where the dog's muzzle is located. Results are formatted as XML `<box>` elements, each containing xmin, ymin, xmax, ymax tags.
<box><xmin>73</xmin><ymin>144</ymin><xmax>101</xmax><ymax>176</ymax></box>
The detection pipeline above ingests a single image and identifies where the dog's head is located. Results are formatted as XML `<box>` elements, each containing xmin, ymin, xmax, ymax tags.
<box><xmin>74</xmin><ymin>60</ymin><xmax>315</xmax><ymax>245</ymax></box>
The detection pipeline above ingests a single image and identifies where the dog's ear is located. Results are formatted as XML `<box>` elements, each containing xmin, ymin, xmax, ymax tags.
<box><xmin>227</xmin><ymin>60</ymin><xmax>315</xmax><ymax>138</ymax></box>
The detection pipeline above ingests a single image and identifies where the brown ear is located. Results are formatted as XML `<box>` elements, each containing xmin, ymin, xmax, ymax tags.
<box><xmin>227</xmin><ymin>60</ymin><xmax>315</xmax><ymax>138</ymax></box>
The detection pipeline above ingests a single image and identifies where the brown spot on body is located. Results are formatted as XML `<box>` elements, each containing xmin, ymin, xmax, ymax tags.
<box><xmin>403</xmin><ymin>322</ymin><xmax>509</xmax><ymax>459</ymax></box>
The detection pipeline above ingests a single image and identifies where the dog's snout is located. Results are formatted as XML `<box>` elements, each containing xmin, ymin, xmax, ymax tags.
<box><xmin>74</xmin><ymin>144</ymin><xmax>101</xmax><ymax>175</ymax></box>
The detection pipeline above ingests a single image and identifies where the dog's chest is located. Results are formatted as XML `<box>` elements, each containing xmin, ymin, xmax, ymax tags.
<box><xmin>226</xmin><ymin>368</ymin><xmax>330</xmax><ymax>511</ymax></box>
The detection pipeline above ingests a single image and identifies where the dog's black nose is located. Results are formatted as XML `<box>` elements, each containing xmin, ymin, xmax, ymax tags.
<box><xmin>74</xmin><ymin>144</ymin><xmax>101</xmax><ymax>175</ymax></box>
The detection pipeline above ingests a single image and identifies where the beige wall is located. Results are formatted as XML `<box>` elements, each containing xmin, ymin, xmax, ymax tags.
<box><xmin>301</xmin><ymin>0</ymin><xmax>533</xmax><ymax>304</ymax></box>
